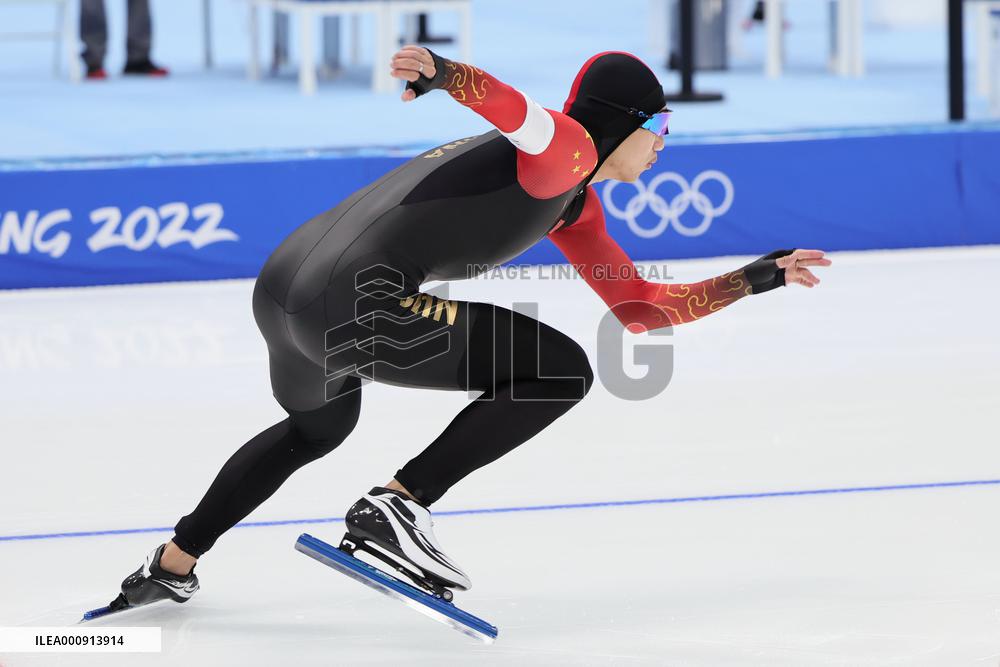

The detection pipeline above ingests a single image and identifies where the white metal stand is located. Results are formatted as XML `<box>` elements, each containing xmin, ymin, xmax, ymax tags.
<box><xmin>765</xmin><ymin>0</ymin><xmax>863</xmax><ymax>78</ymax></box>
<box><xmin>764</xmin><ymin>0</ymin><xmax>783</xmax><ymax>78</ymax></box>
<box><xmin>0</xmin><ymin>0</ymin><xmax>79</xmax><ymax>81</ymax></box>
<box><xmin>243</xmin><ymin>0</ymin><xmax>470</xmax><ymax>96</ymax></box>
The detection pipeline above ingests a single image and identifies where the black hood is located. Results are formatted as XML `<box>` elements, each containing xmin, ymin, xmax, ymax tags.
<box><xmin>562</xmin><ymin>52</ymin><xmax>666</xmax><ymax>177</ymax></box>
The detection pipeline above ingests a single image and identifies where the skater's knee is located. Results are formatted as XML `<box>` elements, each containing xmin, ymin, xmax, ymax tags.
<box><xmin>291</xmin><ymin>419</ymin><xmax>354</xmax><ymax>457</ymax></box>
<box><xmin>287</xmin><ymin>393</ymin><xmax>361</xmax><ymax>457</ymax></box>
<box><xmin>315</xmin><ymin>418</ymin><xmax>358</xmax><ymax>455</ymax></box>
<box><xmin>528</xmin><ymin>344</ymin><xmax>593</xmax><ymax>402</ymax></box>
<box><xmin>522</xmin><ymin>339</ymin><xmax>593</xmax><ymax>401</ymax></box>
<box><xmin>523</xmin><ymin>328</ymin><xmax>594</xmax><ymax>398</ymax></box>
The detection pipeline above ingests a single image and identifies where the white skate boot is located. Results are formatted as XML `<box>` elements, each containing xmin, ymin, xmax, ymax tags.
<box><xmin>341</xmin><ymin>486</ymin><xmax>471</xmax><ymax>597</ymax></box>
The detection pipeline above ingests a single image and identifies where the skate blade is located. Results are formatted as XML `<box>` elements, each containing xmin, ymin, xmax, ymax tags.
<box><xmin>79</xmin><ymin>597</ymin><xmax>169</xmax><ymax>624</ymax></box>
<box><xmin>296</xmin><ymin>533</ymin><xmax>497</xmax><ymax>644</ymax></box>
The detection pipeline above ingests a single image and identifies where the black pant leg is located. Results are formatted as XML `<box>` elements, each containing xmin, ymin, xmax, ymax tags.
<box><xmin>79</xmin><ymin>0</ymin><xmax>107</xmax><ymax>68</ymax></box>
<box><xmin>125</xmin><ymin>0</ymin><xmax>152</xmax><ymax>63</ymax></box>
<box><xmin>394</xmin><ymin>303</ymin><xmax>593</xmax><ymax>505</ymax></box>
<box><xmin>171</xmin><ymin>281</ymin><xmax>362</xmax><ymax>558</ymax></box>
<box><xmin>171</xmin><ymin>383</ymin><xmax>361</xmax><ymax>558</ymax></box>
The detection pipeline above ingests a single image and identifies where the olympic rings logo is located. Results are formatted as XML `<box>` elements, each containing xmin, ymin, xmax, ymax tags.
<box><xmin>601</xmin><ymin>170</ymin><xmax>734</xmax><ymax>238</ymax></box>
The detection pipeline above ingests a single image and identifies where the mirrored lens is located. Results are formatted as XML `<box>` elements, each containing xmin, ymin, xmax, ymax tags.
<box><xmin>641</xmin><ymin>112</ymin><xmax>671</xmax><ymax>137</ymax></box>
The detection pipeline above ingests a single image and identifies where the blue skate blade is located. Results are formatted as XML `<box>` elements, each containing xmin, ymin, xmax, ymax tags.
<box><xmin>295</xmin><ymin>533</ymin><xmax>498</xmax><ymax>644</ymax></box>
<box><xmin>79</xmin><ymin>598</ymin><xmax>167</xmax><ymax>623</ymax></box>
<box><xmin>81</xmin><ymin>605</ymin><xmax>117</xmax><ymax>622</ymax></box>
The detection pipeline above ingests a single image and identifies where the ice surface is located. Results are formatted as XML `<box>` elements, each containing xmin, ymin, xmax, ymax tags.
<box><xmin>1</xmin><ymin>246</ymin><xmax>999</xmax><ymax>665</ymax></box>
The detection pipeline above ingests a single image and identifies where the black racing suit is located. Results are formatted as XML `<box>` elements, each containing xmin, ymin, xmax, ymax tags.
<box><xmin>173</xmin><ymin>103</ymin><xmax>598</xmax><ymax>557</ymax></box>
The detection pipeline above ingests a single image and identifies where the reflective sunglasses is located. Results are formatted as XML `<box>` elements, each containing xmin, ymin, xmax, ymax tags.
<box><xmin>639</xmin><ymin>111</ymin><xmax>671</xmax><ymax>137</ymax></box>
<box><xmin>588</xmin><ymin>95</ymin><xmax>672</xmax><ymax>137</ymax></box>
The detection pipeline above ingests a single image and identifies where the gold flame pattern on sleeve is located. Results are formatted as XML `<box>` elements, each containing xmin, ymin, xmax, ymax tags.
<box><xmin>443</xmin><ymin>62</ymin><xmax>491</xmax><ymax>108</ymax></box>
<box><xmin>650</xmin><ymin>270</ymin><xmax>752</xmax><ymax>325</ymax></box>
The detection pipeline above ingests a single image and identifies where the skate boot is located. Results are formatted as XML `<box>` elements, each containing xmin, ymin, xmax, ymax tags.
<box><xmin>108</xmin><ymin>544</ymin><xmax>200</xmax><ymax>613</ymax></box>
<box><xmin>340</xmin><ymin>487</ymin><xmax>470</xmax><ymax>601</ymax></box>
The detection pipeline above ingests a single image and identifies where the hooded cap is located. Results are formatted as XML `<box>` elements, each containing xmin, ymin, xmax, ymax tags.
<box><xmin>563</xmin><ymin>52</ymin><xmax>667</xmax><ymax>175</ymax></box>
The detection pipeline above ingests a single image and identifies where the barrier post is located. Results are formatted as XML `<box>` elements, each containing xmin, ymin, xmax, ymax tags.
<box><xmin>948</xmin><ymin>0</ymin><xmax>965</xmax><ymax>121</ymax></box>
<box><xmin>991</xmin><ymin>8</ymin><xmax>1000</xmax><ymax>116</ymax></box>
<box><xmin>665</xmin><ymin>0</ymin><xmax>723</xmax><ymax>102</ymax></box>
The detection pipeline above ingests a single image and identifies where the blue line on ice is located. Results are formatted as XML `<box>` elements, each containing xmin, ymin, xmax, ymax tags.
<box><xmin>2</xmin><ymin>478</ymin><xmax>997</xmax><ymax>543</ymax></box>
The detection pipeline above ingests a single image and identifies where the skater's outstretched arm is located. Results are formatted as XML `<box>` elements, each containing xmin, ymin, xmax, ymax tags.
<box><xmin>548</xmin><ymin>187</ymin><xmax>830</xmax><ymax>333</ymax></box>
<box><xmin>390</xmin><ymin>45</ymin><xmax>598</xmax><ymax>199</ymax></box>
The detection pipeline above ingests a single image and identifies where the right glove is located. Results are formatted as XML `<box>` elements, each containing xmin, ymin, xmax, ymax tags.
<box><xmin>741</xmin><ymin>248</ymin><xmax>797</xmax><ymax>294</ymax></box>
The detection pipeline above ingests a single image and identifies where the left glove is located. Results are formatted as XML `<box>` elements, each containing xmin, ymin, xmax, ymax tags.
<box><xmin>404</xmin><ymin>49</ymin><xmax>450</xmax><ymax>99</ymax></box>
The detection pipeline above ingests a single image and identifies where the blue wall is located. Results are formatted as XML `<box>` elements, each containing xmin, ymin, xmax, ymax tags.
<box><xmin>1</xmin><ymin>126</ymin><xmax>998</xmax><ymax>290</ymax></box>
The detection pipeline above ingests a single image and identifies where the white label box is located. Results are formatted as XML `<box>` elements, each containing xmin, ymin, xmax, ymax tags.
<box><xmin>0</xmin><ymin>627</ymin><xmax>161</xmax><ymax>653</ymax></box>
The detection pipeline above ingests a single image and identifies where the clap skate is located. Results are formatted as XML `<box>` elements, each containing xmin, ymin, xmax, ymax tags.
<box><xmin>295</xmin><ymin>487</ymin><xmax>496</xmax><ymax>643</ymax></box>
<box><xmin>81</xmin><ymin>543</ymin><xmax>199</xmax><ymax>622</ymax></box>
<box><xmin>339</xmin><ymin>486</ymin><xmax>470</xmax><ymax>602</ymax></box>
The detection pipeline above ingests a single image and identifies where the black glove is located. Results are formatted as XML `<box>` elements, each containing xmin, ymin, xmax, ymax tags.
<box><xmin>404</xmin><ymin>49</ymin><xmax>450</xmax><ymax>99</ymax></box>
<box><xmin>741</xmin><ymin>249</ymin><xmax>796</xmax><ymax>294</ymax></box>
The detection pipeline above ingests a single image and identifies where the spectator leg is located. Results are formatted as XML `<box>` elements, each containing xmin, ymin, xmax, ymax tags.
<box><xmin>79</xmin><ymin>0</ymin><xmax>107</xmax><ymax>69</ymax></box>
<box><xmin>126</xmin><ymin>0</ymin><xmax>153</xmax><ymax>65</ymax></box>
<box><xmin>273</xmin><ymin>11</ymin><xmax>289</xmax><ymax>74</ymax></box>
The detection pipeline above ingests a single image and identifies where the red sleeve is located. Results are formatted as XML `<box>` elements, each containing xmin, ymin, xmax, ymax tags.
<box><xmin>441</xmin><ymin>61</ymin><xmax>597</xmax><ymax>199</ymax></box>
<box><xmin>547</xmin><ymin>187</ymin><xmax>754</xmax><ymax>333</ymax></box>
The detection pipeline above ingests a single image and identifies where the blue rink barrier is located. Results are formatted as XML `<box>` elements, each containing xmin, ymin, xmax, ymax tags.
<box><xmin>1</xmin><ymin>124</ymin><xmax>998</xmax><ymax>290</ymax></box>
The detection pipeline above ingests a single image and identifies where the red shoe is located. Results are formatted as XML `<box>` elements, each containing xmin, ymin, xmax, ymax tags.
<box><xmin>123</xmin><ymin>59</ymin><xmax>169</xmax><ymax>77</ymax></box>
<box><xmin>85</xmin><ymin>66</ymin><xmax>107</xmax><ymax>80</ymax></box>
